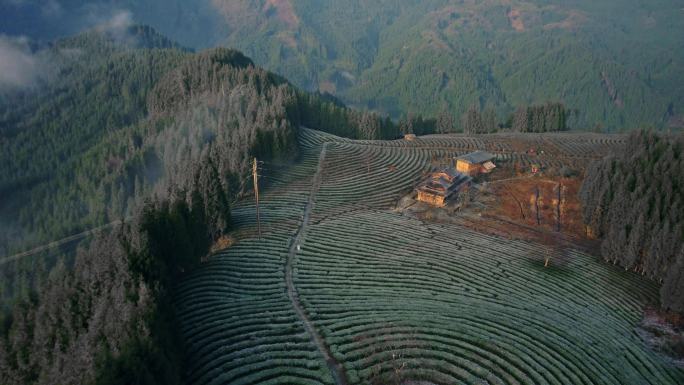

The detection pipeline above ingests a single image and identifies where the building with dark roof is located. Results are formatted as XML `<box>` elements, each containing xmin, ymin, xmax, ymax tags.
<box><xmin>455</xmin><ymin>151</ymin><xmax>496</xmax><ymax>176</ymax></box>
<box><xmin>416</xmin><ymin>168</ymin><xmax>472</xmax><ymax>207</ymax></box>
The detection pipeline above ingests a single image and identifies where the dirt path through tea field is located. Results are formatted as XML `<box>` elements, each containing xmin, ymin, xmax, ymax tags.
<box><xmin>284</xmin><ymin>143</ymin><xmax>349</xmax><ymax>385</ymax></box>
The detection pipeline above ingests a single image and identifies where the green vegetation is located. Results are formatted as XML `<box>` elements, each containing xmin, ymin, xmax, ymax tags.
<box><xmin>0</xmin><ymin>24</ymin><xmax>434</xmax><ymax>385</ymax></box>
<box><xmin>0</xmin><ymin>28</ymin><xmax>295</xmax><ymax>307</ymax></box>
<box><xmin>0</xmin><ymin>28</ymin><xmax>298</xmax><ymax>381</ymax></box>
<box><xmin>0</xmin><ymin>26</ymin><xmax>189</xmax><ymax>254</ymax></box>
<box><xmin>511</xmin><ymin>103</ymin><xmax>568</xmax><ymax>133</ymax></box>
<box><xmin>580</xmin><ymin>130</ymin><xmax>684</xmax><ymax>312</ymax></box>
<box><xmin>0</xmin><ymin>193</ymin><xmax>219</xmax><ymax>385</ymax></box>
<box><xmin>0</xmin><ymin>16</ymin><xmax>682</xmax><ymax>385</ymax></box>
<box><xmin>176</xmin><ymin>128</ymin><xmax>684</xmax><ymax>384</ymax></box>
<box><xmin>177</xmin><ymin>148</ymin><xmax>336</xmax><ymax>384</ymax></box>
<box><xmin>0</xmin><ymin>27</ymin><xmax>304</xmax><ymax>385</ymax></box>
<box><xmin>3</xmin><ymin>1</ymin><xmax>682</xmax><ymax>130</ymax></box>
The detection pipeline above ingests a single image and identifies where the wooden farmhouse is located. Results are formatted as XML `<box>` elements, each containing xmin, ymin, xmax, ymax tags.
<box><xmin>416</xmin><ymin>168</ymin><xmax>472</xmax><ymax>207</ymax></box>
<box><xmin>455</xmin><ymin>151</ymin><xmax>496</xmax><ymax>176</ymax></box>
<box><xmin>404</xmin><ymin>133</ymin><xmax>417</xmax><ymax>141</ymax></box>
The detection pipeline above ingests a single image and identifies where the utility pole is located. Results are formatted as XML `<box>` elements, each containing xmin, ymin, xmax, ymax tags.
<box><xmin>253</xmin><ymin>157</ymin><xmax>261</xmax><ymax>239</ymax></box>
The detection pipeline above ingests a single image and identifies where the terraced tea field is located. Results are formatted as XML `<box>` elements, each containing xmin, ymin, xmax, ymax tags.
<box><xmin>175</xmin><ymin>129</ymin><xmax>683</xmax><ymax>385</ymax></box>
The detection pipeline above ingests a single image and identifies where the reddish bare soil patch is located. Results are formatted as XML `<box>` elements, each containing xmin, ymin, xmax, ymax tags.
<box><xmin>211</xmin><ymin>0</ymin><xmax>300</xmax><ymax>31</ymax></box>
<box><xmin>486</xmin><ymin>176</ymin><xmax>585</xmax><ymax>238</ymax></box>
<box><xmin>544</xmin><ymin>10</ymin><xmax>588</xmax><ymax>31</ymax></box>
<box><xmin>263</xmin><ymin>0</ymin><xmax>300</xmax><ymax>29</ymax></box>
<box><xmin>209</xmin><ymin>235</ymin><xmax>234</xmax><ymax>256</ymax></box>
<box><xmin>449</xmin><ymin>175</ymin><xmax>599</xmax><ymax>257</ymax></box>
<box><xmin>507</xmin><ymin>9</ymin><xmax>525</xmax><ymax>32</ymax></box>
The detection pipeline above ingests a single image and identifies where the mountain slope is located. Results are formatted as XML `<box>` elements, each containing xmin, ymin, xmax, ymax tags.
<box><xmin>3</xmin><ymin>1</ymin><xmax>682</xmax><ymax>130</ymax></box>
<box><xmin>0</xmin><ymin>23</ymin><xmax>389</xmax><ymax>293</ymax></box>
<box><xmin>0</xmin><ymin>25</ymin><xmax>386</xmax><ymax>384</ymax></box>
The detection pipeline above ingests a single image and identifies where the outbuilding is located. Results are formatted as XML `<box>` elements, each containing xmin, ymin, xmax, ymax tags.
<box><xmin>455</xmin><ymin>151</ymin><xmax>496</xmax><ymax>176</ymax></box>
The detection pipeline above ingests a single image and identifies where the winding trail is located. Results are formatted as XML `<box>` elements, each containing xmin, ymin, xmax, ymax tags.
<box><xmin>285</xmin><ymin>143</ymin><xmax>349</xmax><ymax>385</ymax></box>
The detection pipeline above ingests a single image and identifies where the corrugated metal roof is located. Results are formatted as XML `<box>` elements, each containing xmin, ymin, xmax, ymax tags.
<box><xmin>416</xmin><ymin>169</ymin><xmax>472</xmax><ymax>197</ymax></box>
<box><xmin>456</xmin><ymin>151</ymin><xmax>495</xmax><ymax>164</ymax></box>
<box><xmin>482</xmin><ymin>161</ymin><xmax>496</xmax><ymax>171</ymax></box>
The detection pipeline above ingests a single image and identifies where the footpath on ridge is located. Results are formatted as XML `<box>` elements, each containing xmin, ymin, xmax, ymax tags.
<box><xmin>284</xmin><ymin>143</ymin><xmax>349</xmax><ymax>385</ymax></box>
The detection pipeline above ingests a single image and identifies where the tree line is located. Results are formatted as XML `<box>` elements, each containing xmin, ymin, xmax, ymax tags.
<box><xmin>459</xmin><ymin>102</ymin><xmax>568</xmax><ymax>134</ymax></box>
<box><xmin>295</xmin><ymin>98</ymin><xmax>569</xmax><ymax>140</ymax></box>
<box><xmin>580</xmin><ymin>130</ymin><xmax>683</xmax><ymax>313</ymax></box>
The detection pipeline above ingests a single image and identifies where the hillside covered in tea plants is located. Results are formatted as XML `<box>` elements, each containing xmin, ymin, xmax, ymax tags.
<box><xmin>174</xmin><ymin>128</ymin><xmax>684</xmax><ymax>385</ymax></box>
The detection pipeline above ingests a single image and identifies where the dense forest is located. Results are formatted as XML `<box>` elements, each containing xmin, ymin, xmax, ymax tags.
<box><xmin>0</xmin><ymin>26</ymin><xmax>190</xmax><ymax>257</ymax></box>
<box><xmin>0</xmin><ymin>27</ymin><xmax>301</xmax><ymax>385</ymax></box>
<box><xmin>580</xmin><ymin>130</ymin><xmax>684</xmax><ymax>312</ymax></box>
<box><xmin>460</xmin><ymin>102</ymin><xmax>567</xmax><ymax>134</ymax></box>
<box><xmin>0</xmin><ymin>191</ymin><xmax>222</xmax><ymax>385</ymax></box>
<box><xmin>4</xmin><ymin>1</ymin><xmax>681</xmax><ymax>130</ymax></box>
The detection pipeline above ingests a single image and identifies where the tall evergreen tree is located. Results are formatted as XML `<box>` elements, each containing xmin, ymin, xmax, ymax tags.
<box><xmin>580</xmin><ymin>130</ymin><xmax>684</xmax><ymax>312</ymax></box>
<box><xmin>437</xmin><ymin>109</ymin><xmax>456</xmax><ymax>134</ymax></box>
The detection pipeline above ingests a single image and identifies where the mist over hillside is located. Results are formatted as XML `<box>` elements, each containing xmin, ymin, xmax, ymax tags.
<box><xmin>2</xmin><ymin>0</ymin><xmax>683</xmax><ymax>130</ymax></box>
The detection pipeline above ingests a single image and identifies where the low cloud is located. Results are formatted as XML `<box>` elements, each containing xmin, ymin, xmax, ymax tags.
<box><xmin>0</xmin><ymin>5</ymin><xmax>138</xmax><ymax>91</ymax></box>
<box><xmin>87</xmin><ymin>8</ymin><xmax>137</xmax><ymax>46</ymax></box>
<box><xmin>3</xmin><ymin>1</ymin><xmax>135</xmax><ymax>40</ymax></box>
<box><xmin>0</xmin><ymin>35</ymin><xmax>44</xmax><ymax>90</ymax></box>
<box><xmin>93</xmin><ymin>10</ymin><xmax>133</xmax><ymax>34</ymax></box>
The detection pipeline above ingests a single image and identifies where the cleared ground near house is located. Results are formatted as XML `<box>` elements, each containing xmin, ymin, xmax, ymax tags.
<box><xmin>175</xmin><ymin>129</ymin><xmax>683</xmax><ymax>385</ymax></box>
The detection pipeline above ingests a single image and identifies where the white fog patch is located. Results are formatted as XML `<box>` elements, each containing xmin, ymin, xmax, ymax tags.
<box><xmin>89</xmin><ymin>9</ymin><xmax>139</xmax><ymax>46</ymax></box>
<box><xmin>0</xmin><ymin>35</ymin><xmax>44</xmax><ymax>90</ymax></box>
<box><xmin>94</xmin><ymin>10</ymin><xmax>133</xmax><ymax>34</ymax></box>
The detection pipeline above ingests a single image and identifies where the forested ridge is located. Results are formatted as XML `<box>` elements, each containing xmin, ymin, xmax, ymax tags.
<box><xmin>0</xmin><ymin>27</ymin><xmax>300</xmax><ymax>385</ymax></box>
<box><xmin>580</xmin><ymin>130</ymin><xmax>684</xmax><ymax>312</ymax></box>
<box><xmin>1</xmin><ymin>26</ymin><xmax>571</xmax><ymax>264</ymax></box>
<box><xmin>0</xmin><ymin>26</ymin><xmax>190</xmax><ymax>256</ymax></box>
<box><xmin>4</xmin><ymin>0</ymin><xmax>681</xmax><ymax>130</ymax></box>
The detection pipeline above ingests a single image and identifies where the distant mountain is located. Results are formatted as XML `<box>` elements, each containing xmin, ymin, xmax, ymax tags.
<box><xmin>3</xmin><ymin>0</ymin><xmax>681</xmax><ymax>130</ymax></box>
<box><xmin>0</xmin><ymin>22</ymin><xmax>385</xmax><ymax>261</ymax></box>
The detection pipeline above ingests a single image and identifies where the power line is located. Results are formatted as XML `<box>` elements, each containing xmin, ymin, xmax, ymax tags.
<box><xmin>0</xmin><ymin>219</ymin><xmax>125</xmax><ymax>266</ymax></box>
